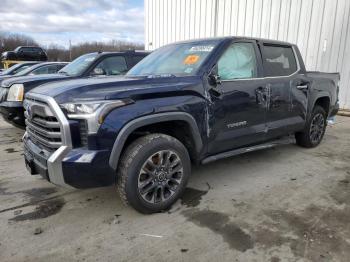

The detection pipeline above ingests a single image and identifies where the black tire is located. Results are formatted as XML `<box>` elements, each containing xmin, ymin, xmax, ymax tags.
<box><xmin>295</xmin><ymin>105</ymin><xmax>327</xmax><ymax>148</ymax></box>
<box><xmin>117</xmin><ymin>133</ymin><xmax>191</xmax><ymax>214</ymax></box>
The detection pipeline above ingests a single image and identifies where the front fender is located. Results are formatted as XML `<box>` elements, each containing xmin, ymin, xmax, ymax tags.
<box><xmin>108</xmin><ymin>112</ymin><xmax>203</xmax><ymax>170</ymax></box>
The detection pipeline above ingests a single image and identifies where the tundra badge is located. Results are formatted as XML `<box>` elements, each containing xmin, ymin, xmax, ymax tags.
<box><xmin>227</xmin><ymin>121</ymin><xmax>247</xmax><ymax>129</ymax></box>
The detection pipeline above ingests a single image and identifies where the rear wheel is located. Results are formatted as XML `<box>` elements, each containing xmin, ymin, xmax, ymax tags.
<box><xmin>295</xmin><ymin>105</ymin><xmax>327</xmax><ymax>148</ymax></box>
<box><xmin>117</xmin><ymin>134</ymin><xmax>191</xmax><ymax>214</ymax></box>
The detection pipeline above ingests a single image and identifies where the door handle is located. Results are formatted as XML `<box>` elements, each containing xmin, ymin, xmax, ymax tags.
<box><xmin>255</xmin><ymin>86</ymin><xmax>270</xmax><ymax>106</ymax></box>
<box><xmin>296</xmin><ymin>85</ymin><xmax>308</xmax><ymax>90</ymax></box>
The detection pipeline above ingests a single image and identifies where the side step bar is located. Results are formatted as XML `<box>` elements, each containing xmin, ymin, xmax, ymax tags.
<box><xmin>201</xmin><ymin>136</ymin><xmax>295</xmax><ymax>164</ymax></box>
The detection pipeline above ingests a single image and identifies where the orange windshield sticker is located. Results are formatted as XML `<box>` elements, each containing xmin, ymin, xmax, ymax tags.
<box><xmin>183</xmin><ymin>55</ymin><xmax>200</xmax><ymax>65</ymax></box>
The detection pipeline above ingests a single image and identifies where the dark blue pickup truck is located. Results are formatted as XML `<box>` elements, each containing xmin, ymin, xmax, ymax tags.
<box><xmin>23</xmin><ymin>37</ymin><xmax>339</xmax><ymax>213</ymax></box>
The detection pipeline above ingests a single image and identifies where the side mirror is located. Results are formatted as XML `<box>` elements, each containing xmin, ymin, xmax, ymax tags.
<box><xmin>208</xmin><ymin>73</ymin><xmax>222</xmax><ymax>86</ymax></box>
<box><xmin>91</xmin><ymin>67</ymin><xmax>105</xmax><ymax>76</ymax></box>
<box><xmin>207</xmin><ymin>65</ymin><xmax>223</xmax><ymax>96</ymax></box>
<box><xmin>208</xmin><ymin>64</ymin><xmax>222</xmax><ymax>86</ymax></box>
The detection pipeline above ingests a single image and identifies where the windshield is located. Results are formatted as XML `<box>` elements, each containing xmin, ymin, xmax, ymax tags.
<box><xmin>127</xmin><ymin>40</ymin><xmax>220</xmax><ymax>77</ymax></box>
<box><xmin>1</xmin><ymin>63</ymin><xmax>31</xmax><ymax>75</ymax></box>
<box><xmin>58</xmin><ymin>53</ymin><xmax>98</xmax><ymax>76</ymax></box>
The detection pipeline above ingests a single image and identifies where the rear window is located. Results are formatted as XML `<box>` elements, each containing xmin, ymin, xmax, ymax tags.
<box><xmin>262</xmin><ymin>45</ymin><xmax>297</xmax><ymax>77</ymax></box>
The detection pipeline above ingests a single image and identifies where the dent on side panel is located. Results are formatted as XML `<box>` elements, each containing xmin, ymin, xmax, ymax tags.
<box><xmin>308</xmin><ymin>78</ymin><xmax>333</xmax><ymax>115</ymax></box>
<box><xmin>203</xmin><ymin>87</ymin><xmax>213</xmax><ymax>138</ymax></box>
<box><xmin>290</xmin><ymin>81</ymin><xmax>308</xmax><ymax>122</ymax></box>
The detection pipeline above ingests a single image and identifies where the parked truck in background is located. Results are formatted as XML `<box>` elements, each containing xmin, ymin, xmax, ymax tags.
<box><xmin>22</xmin><ymin>37</ymin><xmax>339</xmax><ymax>213</ymax></box>
<box><xmin>1</xmin><ymin>46</ymin><xmax>48</xmax><ymax>62</ymax></box>
<box><xmin>0</xmin><ymin>51</ymin><xmax>149</xmax><ymax>126</ymax></box>
<box><xmin>0</xmin><ymin>62</ymin><xmax>68</xmax><ymax>82</ymax></box>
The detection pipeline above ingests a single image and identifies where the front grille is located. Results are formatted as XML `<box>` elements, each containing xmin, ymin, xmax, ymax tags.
<box><xmin>0</xmin><ymin>87</ymin><xmax>8</xmax><ymax>103</ymax></box>
<box><xmin>79</xmin><ymin>120</ymin><xmax>88</xmax><ymax>146</ymax></box>
<box><xmin>24</xmin><ymin>98</ymin><xmax>62</xmax><ymax>151</ymax></box>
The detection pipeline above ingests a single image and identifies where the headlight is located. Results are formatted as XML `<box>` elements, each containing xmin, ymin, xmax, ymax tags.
<box><xmin>60</xmin><ymin>100</ymin><xmax>132</xmax><ymax>133</ymax></box>
<box><xmin>61</xmin><ymin>100</ymin><xmax>127</xmax><ymax>115</ymax></box>
<box><xmin>7</xmin><ymin>84</ymin><xmax>24</xmax><ymax>101</ymax></box>
<box><xmin>61</xmin><ymin>101</ymin><xmax>108</xmax><ymax>115</ymax></box>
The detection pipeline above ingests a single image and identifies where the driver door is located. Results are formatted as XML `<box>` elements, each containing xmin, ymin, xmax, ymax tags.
<box><xmin>207</xmin><ymin>40</ymin><xmax>268</xmax><ymax>154</ymax></box>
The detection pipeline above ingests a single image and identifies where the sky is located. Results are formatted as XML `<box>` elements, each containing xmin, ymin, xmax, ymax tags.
<box><xmin>0</xmin><ymin>0</ymin><xmax>144</xmax><ymax>48</ymax></box>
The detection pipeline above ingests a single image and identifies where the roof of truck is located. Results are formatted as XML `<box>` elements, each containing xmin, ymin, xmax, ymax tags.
<box><xmin>171</xmin><ymin>36</ymin><xmax>295</xmax><ymax>46</ymax></box>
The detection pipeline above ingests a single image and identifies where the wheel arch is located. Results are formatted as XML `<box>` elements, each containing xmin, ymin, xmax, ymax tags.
<box><xmin>313</xmin><ymin>95</ymin><xmax>331</xmax><ymax>116</ymax></box>
<box><xmin>109</xmin><ymin>112</ymin><xmax>203</xmax><ymax>170</ymax></box>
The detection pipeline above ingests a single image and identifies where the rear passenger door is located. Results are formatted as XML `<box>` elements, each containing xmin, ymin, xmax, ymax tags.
<box><xmin>260</xmin><ymin>43</ymin><xmax>306</xmax><ymax>139</ymax></box>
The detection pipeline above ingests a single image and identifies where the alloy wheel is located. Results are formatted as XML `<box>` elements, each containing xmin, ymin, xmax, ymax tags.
<box><xmin>310</xmin><ymin>113</ymin><xmax>325</xmax><ymax>144</ymax></box>
<box><xmin>137</xmin><ymin>150</ymin><xmax>184</xmax><ymax>204</ymax></box>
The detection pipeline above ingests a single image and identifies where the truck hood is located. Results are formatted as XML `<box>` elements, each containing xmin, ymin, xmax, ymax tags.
<box><xmin>1</xmin><ymin>73</ymin><xmax>68</xmax><ymax>87</ymax></box>
<box><xmin>0</xmin><ymin>75</ymin><xmax>12</xmax><ymax>81</ymax></box>
<box><xmin>29</xmin><ymin>75</ymin><xmax>202</xmax><ymax>104</ymax></box>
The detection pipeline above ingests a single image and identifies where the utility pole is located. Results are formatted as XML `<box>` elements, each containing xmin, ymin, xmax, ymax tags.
<box><xmin>69</xmin><ymin>39</ymin><xmax>72</xmax><ymax>61</ymax></box>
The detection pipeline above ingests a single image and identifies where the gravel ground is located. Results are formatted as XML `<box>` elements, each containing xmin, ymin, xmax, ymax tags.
<box><xmin>0</xmin><ymin>116</ymin><xmax>349</xmax><ymax>262</ymax></box>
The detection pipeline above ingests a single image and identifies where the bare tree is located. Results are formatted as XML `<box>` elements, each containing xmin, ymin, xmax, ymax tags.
<box><xmin>0</xmin><ymin>32</ymin><xmax>38</xmax><ymax>54</ymax></box>
<box><xmin>69</xmin><ymin>40</ymin><xmax>144</xmax><ymax>60</ymax></box>
<box><xmin>45</xmin><ymin>44</ymin><xmax>70</xmax><ymax>62</ymax></box>
<box><xmin>1</xmin><ymin>32</ymin><xmax>144</xmax><ymax>67</ymax></box>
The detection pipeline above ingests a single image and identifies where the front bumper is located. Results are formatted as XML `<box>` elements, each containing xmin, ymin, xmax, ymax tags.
<box><xmin>0</xmin><ymin>101</ymin><xmax>25</xmax><ymax>126</ymax></box>
<box><xmin>23</xmin><ymin>93</ymin><xmax>115</xmax><ymax>189</ymax></box>
<box><xmin>23</xmin><ymin>134</ymin><xmax>115</xmax><ymax>188</ymax></box>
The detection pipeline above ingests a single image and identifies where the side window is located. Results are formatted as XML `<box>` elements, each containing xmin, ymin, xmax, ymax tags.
<box><xmin>47</xmin><ymin>65</ymin><xmax>60</xmax><ymax>73</ymax></box>
<box><xmin>19</xmin><ymin>47</ymin><xmax>28</xmax><ymax>53</ymax></box>
<box><xmin>32</xmin><ymin>65</ymin><xmax>61</xmax><ymax>75</ymax></box>
<box><xmin>131</xmin><ymin>55</ymin><xmax>146</xmax><ymax>66</ymax></box>
<box><xmin>94</xmin><ymin>56</ymin><xmax>128</xmax><ymax>75</ymax></box>
<box><xmin>262</xmin><ymin>45</ymin><xmax>297</xmax><ymax>77</ymax></box>
<box><xmin>56</xmin><ymin>64</ymin><xmax>66</xmax><ymax>71</ymax></box>
<box><xmin>31</xmin><ymin>66</ymin><xmax>49</xmax><ymax>75</ymax></box>
<box><xmin>218</xmin><ymin>42</ymin><xmax>258</xmax><ymax>80</ymax></box>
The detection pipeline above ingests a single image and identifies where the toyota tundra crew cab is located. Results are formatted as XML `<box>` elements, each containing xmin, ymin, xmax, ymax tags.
<box><xmin>23</xmin><ymin>37</ymin><xmax>339</xmax><ymax>213</ymax></box>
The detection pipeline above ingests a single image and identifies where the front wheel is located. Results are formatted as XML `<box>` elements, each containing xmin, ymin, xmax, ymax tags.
<box><xmin>117</xmin><ymin>134</ymin><xmax>191</xmax><ymax>214</ymax></box>
<box><xmin>295</xmin><ymin>105</ymin><xmax>327</xmax><ymax>148</ymax></box>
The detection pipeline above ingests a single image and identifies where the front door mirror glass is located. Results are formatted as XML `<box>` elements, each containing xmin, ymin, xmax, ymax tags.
<box><xmin>92</xmin><ymin>67</ymin><xmax>105</xmax><ymax>76</ymax></box>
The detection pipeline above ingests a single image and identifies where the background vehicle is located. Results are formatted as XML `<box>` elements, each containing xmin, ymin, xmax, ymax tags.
<box><xmin>0</xmin><ymin>62</ymin><xmax>68</xmax><ymax>82</ymax></box>
<box><xmin>0</xmin><ymin>62</ymin><xmax>39</xmax><ymax>76</ymax></box>
<box><xmin>0</xmin><ymin>51</ymin><xmax>149</xmax><ymax>126</ymax></box>
<box><xmin>22</xmin><ymin>37</ymin><xmax>339</xmax><ymax>213</ymax></box>
<box><xmin>0</xmin><ymin>46</ymin><xmax>48</xmax><ymax>62</ymax></box>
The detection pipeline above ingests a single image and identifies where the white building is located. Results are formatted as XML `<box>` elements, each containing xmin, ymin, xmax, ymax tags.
<box><xmin>145</xmin><ymin>0</ymin><xmax>350</xmax><ymax>110</ymax></box>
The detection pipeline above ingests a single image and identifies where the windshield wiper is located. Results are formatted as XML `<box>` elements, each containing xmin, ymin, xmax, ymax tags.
<box><xmin>146</xmin><ymin>74</ymin><xmax>176</xmax><ymax>78</ymax></box>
